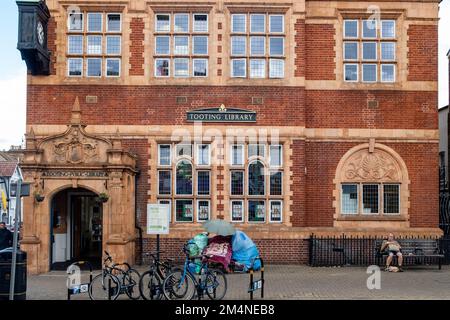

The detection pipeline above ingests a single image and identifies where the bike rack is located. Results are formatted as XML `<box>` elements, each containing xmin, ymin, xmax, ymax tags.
<box><xmin>248</xmin><ymin>257</ymin><xmax>264</xmax><ymax>300</ymax></box>
<box><xmin>67</xmin><ymin>261</ymin><xmax>93</xmax><ymax>300</ymax></box>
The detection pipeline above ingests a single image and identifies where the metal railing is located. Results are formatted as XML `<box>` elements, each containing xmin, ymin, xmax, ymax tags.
<box><xmin>440</xmin><ymin>165</ymin><xmax>448</xmax><ymax>193</ymax></box>
<box><xmin>440</xmin><ymin>193</ymin><xmax>450</xmax><ymax>235</ymax></box>
<box><xmin>308</xmin><ymin>234</ymin><xmax>445</xmax><ymax>267</ymax></box>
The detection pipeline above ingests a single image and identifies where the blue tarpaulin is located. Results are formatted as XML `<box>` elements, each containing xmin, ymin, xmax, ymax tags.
<box><xmin>231</xmin><ymin>230</ymin><xmax>261</xmax><ymax>271</ymax></box>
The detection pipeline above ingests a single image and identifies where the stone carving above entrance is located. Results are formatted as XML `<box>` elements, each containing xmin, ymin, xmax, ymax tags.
<box><xmin>50</xmin><ymin>126</ymin><xmax>103</xmax><ymax>164</ymax></box>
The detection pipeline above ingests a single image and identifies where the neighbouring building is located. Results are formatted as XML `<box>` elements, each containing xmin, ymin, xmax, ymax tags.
<box><xmin>0</xmin><ymin>152</ymin><xmax>20</xmax><ymax>226</ymax></box>
<box><xmin>17</xmin><ymin>0</ymin><xmax>440</xmax><ymax>274</ymax></box>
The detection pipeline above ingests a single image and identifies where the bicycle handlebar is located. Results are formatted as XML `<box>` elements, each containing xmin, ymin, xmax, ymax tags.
<box><xmin>103</xmin><ymin>251</ymin><xmax>112</xmax><ymax>264</ymax></box>
<box><xmin>189</xmin><ymin>254</ymin><xmax>213</xmax><ymax>260</ymax></box>
<box><xmin>144</xmin><ymin>251</ymin><xmax>165</xmax><ymax>257</ymax></box>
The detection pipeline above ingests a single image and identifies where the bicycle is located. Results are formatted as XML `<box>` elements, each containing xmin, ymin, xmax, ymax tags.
<box><xmin>138</xmin><ymin>251</ymin><xmax>175</xmax><ymax>300</ymax></box>
<box><xmin>88</xmin><ymin>251</ymin><xmax>141</xmax><ymax>300</ymax></box>
<box><xmin>162</xmin><ymin>242</ymin><xmax>227</xmax><ymax>300</ymax></box>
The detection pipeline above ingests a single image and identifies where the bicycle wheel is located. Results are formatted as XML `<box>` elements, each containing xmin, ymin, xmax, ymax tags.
<box><xmin>89</xmin><ymin>273</ymin><xmax>121</xmax><ymax>300</ymax></box>
<box><xmin>139</xmin><ymin>270</ymin><xmax>163</xmax><ymax>300</ymax></box>
<box><xmin>162</xmin><ymin>269</ymin><xmax>192</xmax><ymax>300</ymax></box>
<box><xmin>205</xmin><ymin>269</ymin><xmax>227</xmax><ymax>300</ymax></box>
<box><xmin>124</xmin><ymin>268</ymin><xmax>141</xmax><ymax>300</ymax></box>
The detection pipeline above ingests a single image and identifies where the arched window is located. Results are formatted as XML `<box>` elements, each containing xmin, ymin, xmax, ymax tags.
<box><xmin>157</xmin><ymin>143</ymin><xmax>212</xmax><ymax>223</ymax></box>
<box><xmin>248</xmin><ymin>160</ymin><xmax>265</xmax><ymax>196</ymax></box>
<box><xmin>176</xmin><ymin>160</ymin><xmax>193</xmax><ymax>195</ymax></box>
<box><xmin>334</xmin><ymin>143</ymin><xmax>409</xmax><ymax>219</ymax></box>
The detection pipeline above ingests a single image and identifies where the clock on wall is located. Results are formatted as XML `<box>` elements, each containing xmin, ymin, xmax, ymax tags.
<box><xmin>16</xmin><ymin>0</ymin><xmax>51</xmax><ymax>75</ymax></box>
<box><xmin>36</xmin><ymin>20</ymin><xmax>45</xmax><ymax>46</ymax></box>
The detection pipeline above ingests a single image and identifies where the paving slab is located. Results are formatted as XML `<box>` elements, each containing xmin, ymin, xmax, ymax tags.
<box><xmin>26</xmin><ymin>265</ymin><xmax>450</xmax><ymax>300</ymax></box>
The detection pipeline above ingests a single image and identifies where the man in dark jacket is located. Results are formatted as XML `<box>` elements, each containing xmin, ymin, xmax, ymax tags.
<box><xmin>0</xmin><ymin>222</ymin><xmax>13</xmax><ymax>250</ymax></box>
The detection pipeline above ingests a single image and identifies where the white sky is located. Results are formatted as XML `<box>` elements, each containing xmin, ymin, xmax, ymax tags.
<box><xmin>0</xmin><ymin>2</ymin><xmax>449</xmax><ymax>150</ymax></box>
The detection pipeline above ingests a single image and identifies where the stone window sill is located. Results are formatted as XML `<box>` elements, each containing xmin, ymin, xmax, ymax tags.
<box><xmin>336</xmin><ymin>215</ymin><xmax>407</xmax><ymax>222</ymax></box>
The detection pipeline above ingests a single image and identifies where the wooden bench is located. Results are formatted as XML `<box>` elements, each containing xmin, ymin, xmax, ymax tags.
<box><xmin>375</xmin><ymin>239</ymin><xmax>444</xmax><ymax>270</ymax></box>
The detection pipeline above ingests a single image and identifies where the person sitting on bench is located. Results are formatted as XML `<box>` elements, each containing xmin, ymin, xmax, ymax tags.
<box><xmin>380</xmin><ymin>233</ymin><xmax>403</xmax><ymax>272</ymax></box>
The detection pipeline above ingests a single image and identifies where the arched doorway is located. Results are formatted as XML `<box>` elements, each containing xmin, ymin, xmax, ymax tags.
<box><xmin>50</xmin><ymin>188</ymin><xmax>103</xmax><ymax>269</ymax></box>
<box><xmin>20</xmin><ymin>98</ymin><xmax>138</xmax><ymax>274</ymax></box>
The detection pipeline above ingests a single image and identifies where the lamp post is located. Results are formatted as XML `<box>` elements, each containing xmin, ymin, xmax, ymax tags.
<box><xmin>9</xmin><ymin>179</ymin><xmax>21</xmax><ymax>300</ymax></box>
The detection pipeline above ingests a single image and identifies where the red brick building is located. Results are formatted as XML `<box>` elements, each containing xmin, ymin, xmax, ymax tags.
<box><xmin>16</xmin><ymin>0</ymin><xmax>440</xmax><ymax>273</ymax></box>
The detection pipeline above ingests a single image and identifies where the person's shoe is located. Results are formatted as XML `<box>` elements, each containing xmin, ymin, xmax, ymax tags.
<box><xmin>385</xmin><ymin>266</ymin><xmax>390</xmax><ymax>272</ymax></box>
<box><xmin>398</xmin><ymin>266</ymin><xmax>404</xmax><ymax>272</ymax></box>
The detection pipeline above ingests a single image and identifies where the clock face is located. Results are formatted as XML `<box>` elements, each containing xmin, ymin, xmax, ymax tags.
<box><xmin>37</xmin><ymin>21</ymin><xmax>45</xmax><ymax>46</ymax></box>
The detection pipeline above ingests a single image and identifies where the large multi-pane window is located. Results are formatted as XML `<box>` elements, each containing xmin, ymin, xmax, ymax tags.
<box><xmin>154</xmin><ymin>13</ymin><xmax>209</xmax><ymax>78</ymax></box>
<box><xmin>67</xmin><ymin>12</ymin><xmax>122</xmax><ymax>77</ymax></box>
<box><xmin>229</xmin><ymin>144</ymin><xmax>284</xmax><ymax>223</ymax></box>
<box><xmin>341</xmin><ymin>183</ymin><xmax>400</xmax><ymax>215</ymax></box>
<box><xmin>230</xmin><ymin>14</ymin><xmax>285</xmax><ymax>78</ymax></box>
<box><xmin>157</xmin><ymin>143</ymin><xmax>211</xmax><ymax>222</ymax></box>
<box><xmin>343</xmin><ymin>19</ymin><xmax>396</xmax><ymax>83</ymax></box>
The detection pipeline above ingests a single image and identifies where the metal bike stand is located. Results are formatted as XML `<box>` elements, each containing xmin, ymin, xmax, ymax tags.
<box><xmin>248</xmin><ymin>257</ymin><xmax>264</xmax><ymax>300</ymax></box>
<box><xmin>108</xmin><ymin>278</ymin><xmax>112</xmax><ymax>300</ymax></box>
<box><xmin>67</xmin><ymin>261</ymin><xmax>93</xmax><ymax>300</ymax></box>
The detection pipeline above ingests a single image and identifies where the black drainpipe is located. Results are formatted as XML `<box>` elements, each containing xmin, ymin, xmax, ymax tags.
<box><xmin>135</xmin><ymin>170</ymin><xmax>143</xmax><ymax>265</ymax></box>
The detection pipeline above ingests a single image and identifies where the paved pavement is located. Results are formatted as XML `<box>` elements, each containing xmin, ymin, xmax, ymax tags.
<box><xmin>27</xmin><ymin>265</ymin><xmax>450</xmax><ymax>300</ymax></box>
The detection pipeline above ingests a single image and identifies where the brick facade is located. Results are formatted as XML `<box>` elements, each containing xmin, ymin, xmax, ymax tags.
<box><xmin>129</xmin><ymin>18</ymin><xmax>145</xmax><ymax>76</ymax></box>
<box><xmin>306</xmin><ymin>90</ymin><xmax>437</xmax><ymax>129</ymax></box>
<box><xmin>26</xmin><ymin>85</ymin><xmax>306</xmax><ymax>126</ymax></box>
<box><xmin>294</xmin><ymin>19</ymin><xmax>305</xmax><ymax>78</ymax></box>
<box><xmin>305</xmin><ymin>24</ymin><xmax>336</xmax><ymax>80</ymax></box>
<box><xmin>143</xmin><ymin>238</ymin><xmax>309</xmax><ymax>264</ymax></box>
<box><xmin>21</xmin><ymin>0</ymin><xmax>440</xmax><ymax>270</ymax></box>
<box><xmin>407</xmin><ymin>24</ymin><xmax>438</xmax><ymax>82</ymax></box>
<box><xmin>304</xmin><ymin>141</ymin><xmax>439</xmax><ymax>228</ymax></box>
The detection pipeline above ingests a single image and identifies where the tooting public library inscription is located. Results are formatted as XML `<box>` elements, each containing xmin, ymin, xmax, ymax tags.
<box><xmin>187</xmin><ymin>105</ymin><xmax>257</xmax><ymax>123</ymax></box>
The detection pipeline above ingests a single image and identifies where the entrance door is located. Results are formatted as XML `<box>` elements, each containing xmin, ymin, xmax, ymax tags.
<box><xmin>50</xmin><ymin>188</ymin><xmax>102</xmax><ymax>269</ymax></box>
<box><xmin>71</xmin><ymin>195</ymin><xmax>103</xmax><ymax>262</ymax></box>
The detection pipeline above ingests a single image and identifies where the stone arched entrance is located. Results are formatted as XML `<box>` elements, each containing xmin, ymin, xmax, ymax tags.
<box><xmin>20</xmin><ymin>98</ymin><xmax>138</xmax><ymax>274</ymax></box>
<box><xmin>50</xmin><ymin>187</ymin><xmax>102</xmax><ymax>269</ymax></box>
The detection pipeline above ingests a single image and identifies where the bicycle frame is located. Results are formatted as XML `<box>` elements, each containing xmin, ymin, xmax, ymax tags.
<box><xmin>177</xmin><ymin>254</ymin><xmax>216</xmax><ymax>299</ymax></box>
<box><xmin>147</xmin><ymin>253</ymin><xmax>171</xmax><ymax>280</ymax></box>
<box><xmin>102</xmin><ymin>254</ymin><xmax>135</xmax><ymax>295</ymax></box>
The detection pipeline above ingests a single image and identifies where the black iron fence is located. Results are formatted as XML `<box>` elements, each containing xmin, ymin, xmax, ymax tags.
<box><xmin>440</xmin><ymin>236</ymin><xmax>450</xmax><ymax>264</ymax></box>
<box><xmin>440</xmin><ymin>192</ymin><xmax>450</xmax><ymax>236</ymax></box>
<box><xmin>440</xmin><ymin>165</ymin><xmax>448</xmax><ymax>193</ymax></box>
<box><xmin>309</xmin><ymin>234</ymin><xmax>448</xmax><ymax>267</ymax></box>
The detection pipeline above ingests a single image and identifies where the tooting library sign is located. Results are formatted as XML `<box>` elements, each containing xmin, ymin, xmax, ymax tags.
<box><xmin>187</xmin><ymin>105</ymin><xmax>257</xmax><ymax>122</ymax></box>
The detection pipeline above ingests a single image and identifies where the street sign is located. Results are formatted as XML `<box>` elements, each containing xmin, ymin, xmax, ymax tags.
<box><xmin>10</xmin><ymin>183</ymin><xmax>30</xmax><ymax>197</ymax></box>
<box><xmin>250</xmin><ymin>279</ymin><xmax>263</xmax><ymax>291</ymax></box>
<box><xmin>68</xmin><ymin>284</ymin><xmax>89</xmax><ymax>295</ymax></box>
<box><xmin>146</xmin><ymin>204</ymin><xmax>170</xmax><ymax>235</ymax></box>
<box><xmin>1</xmin><ymin>191</ymin><xmax>7</xmax><ymax>210</ymax></box>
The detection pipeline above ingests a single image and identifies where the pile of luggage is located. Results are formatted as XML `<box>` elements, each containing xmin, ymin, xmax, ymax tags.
<box><xmin>187</xmin><ymin>230</ymin><xmax>261</xmax><ymax>273</ymax></box>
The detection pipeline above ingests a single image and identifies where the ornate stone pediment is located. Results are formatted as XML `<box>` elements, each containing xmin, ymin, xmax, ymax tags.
<box><xmin>342</xmin><ymin>150</ymin><xmax>400</xmax><ymax>182</ymax></box>
<box><xmin>40</xmin><ymin>125</ymin><xmax>111</xmax><ymax>165</ymax></box>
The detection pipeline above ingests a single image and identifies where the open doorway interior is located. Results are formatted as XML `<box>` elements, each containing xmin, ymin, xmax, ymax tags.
<box><xmin>50</xmin><ymin>188</ymin><xmax>102</xmax><ymax>269</ymax></box>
